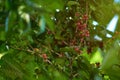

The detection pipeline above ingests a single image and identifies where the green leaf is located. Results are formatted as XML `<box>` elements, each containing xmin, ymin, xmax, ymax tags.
<box><xmin>0</xmin><ymin>31</ymin><xmax>6</xmax><ymax>41</ymax></box>
<box><xmin>28</xmin><ymin>0</ymin><xmax>64</xmax><ymax>12</ymax></box>
<box><xmin>90</xmin><ymin>48</ymin><xmax>103</xmax><ymax>64</ymax></box>
<box><xmin>100</xmin><ymin>40</ymin><xmax>120</xmax><ymax>79</ymax></box>
<box><xmin>67</xmin><ymin>1</ymin><xmax>80</xmax><ymax>6</ymax></box>
<box><xmin>60</xmin><ymin>47</ymin><xmax>74</xmax><ymax>52</ymax></box>
<box><xmin>44</xmin><ymin>14</ymin><xmax>55</xmax><ymax>32</ymax></box>
<box><xmin>38</xmin><ymin>15</ymin><xmax>46</xmax><ymax>34</ymax></box>
<box><xmin>5</xmin><ymin>11</ymin><xmax>17</xmax><ymax>32</ymax></box>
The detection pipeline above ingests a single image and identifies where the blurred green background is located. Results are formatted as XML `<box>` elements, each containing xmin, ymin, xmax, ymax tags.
<box><xmin>0</xmin><ymin>0</ymin><xmax>120</xmax><ymax>80</ymax></box>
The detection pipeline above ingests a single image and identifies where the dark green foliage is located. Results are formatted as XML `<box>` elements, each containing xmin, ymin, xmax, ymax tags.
<box><xmin>0</xmin><ymin>0</ymin><xmax>120</xmax><ymax>80</ymax></box>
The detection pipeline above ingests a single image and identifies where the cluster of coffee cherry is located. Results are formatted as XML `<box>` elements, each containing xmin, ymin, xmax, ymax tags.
<box><xmin>75</xmin><ymin>13</ymin><xmax>89</xmax><ymax>38</ymax></box>
<box><xmin>72</xmin><ymin>12</ymin><xmax>90</xmax><ymax>54</ymax></box>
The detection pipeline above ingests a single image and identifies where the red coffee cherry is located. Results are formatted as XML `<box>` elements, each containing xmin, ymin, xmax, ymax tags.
<box><xmin>74</xmin><ymin>47</ymin><xmax>79</xmax><ymax>52</ymax></box>
<box><xmin>75</xmin><ymin>12</ymin><xmax>80</xmax><ymax>17</ymax></box>
<box><xmin>85</xmin><ymin>30</ymin><xmax>90</xmax><ymax>37</ymax></box>
<box><xmin>83</xmin><ymin>23</ymin><xmax>87</xmax><ymax>28</ymax></box>
<box><xmin>42</xmin><ymin>54</ymin><xmax>48</xmax><ymax>59</ymax></box>
<box><xmin>77</xmin><ymin>22</ymin><xmax>81</xmax><ymax>26</ymax></box>
<box><xmin>82</xmin><ymin>14</ymin><xmax>88</xmax><ymax>20</ymax></box>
